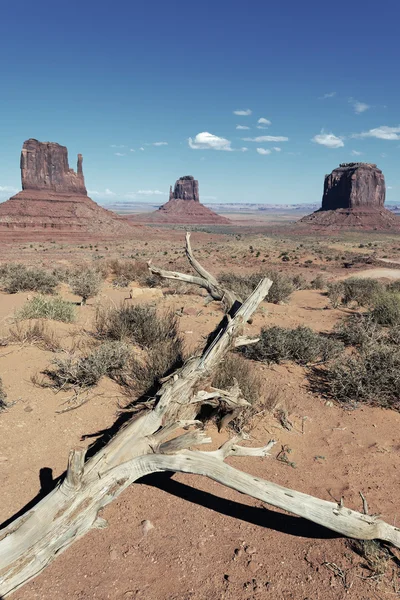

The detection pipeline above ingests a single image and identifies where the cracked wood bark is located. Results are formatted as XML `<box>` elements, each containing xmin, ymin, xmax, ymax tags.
<box><xmin>1</xmin><ymin>236</ymin><xmax>399</xmax><ymax>598</ymax></box>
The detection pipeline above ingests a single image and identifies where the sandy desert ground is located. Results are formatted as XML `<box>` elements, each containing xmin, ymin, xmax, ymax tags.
<box><xmin>1</xmin><ymin>225</ymin><xmax>400</xmax><ymax>600</ymax></box>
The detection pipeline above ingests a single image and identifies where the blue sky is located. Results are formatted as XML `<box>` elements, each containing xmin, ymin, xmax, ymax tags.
<box><xmin>0</xmin><ymin>0</ymin><xmax>399</xmax><ymax>206</ymax></box>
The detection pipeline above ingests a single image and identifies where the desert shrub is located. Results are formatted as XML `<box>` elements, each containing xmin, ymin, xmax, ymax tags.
<box><xmin>17</xmin><ymin>296</ymin><xmax>76</xmax><ymax>323</ymax></box>
<box><xmin>8</xmin><ymin>320</ymin><xmax>62</xmax><ymax>351</ymax></box>
<box><xmin>310</xmin><ymin>274</ymin><xmax>327</xmax><ymax>290</ymax></box>
<box><xmin>124</xmin><ymin>338</ymin><xmax>184</xmax><ymax>395</ymax></box>
<box><xmin>218</xmin><ymin>270</ymin><xmax>294</xmax><ymax>304</ymax></box>
<box><xmin>0</xmin><ymin>376</ymin><xmax>6</xmax><ymax>410</ymax></box>
<box><xmin>387</xmin><ymin>280</ymin><xmax>400</xmax><ymax>293</ymax></box>
<box><xmin>69</xmin><ymin>268</ymin><xmax>103</xmax><ymax>304</ymax></box>
<box><xmin>107</xmin><ymin>259</ymin><xmax>160</xmax><ymax>288</ymax></box>
<box><xmin>342</xmin><ymin>278</ymin><xmax>384</xmax><ymax>307</ymax></box>
<box><xmin>371</xmin><ymin>291</ymin><xmax>400</xmax><ymax>325</ymax></box>
<box><xmin>292</xmin><ymin>274</ymin><xmax>308</xmax><ymax>290</ymax></box>
<box><xmin>0</xmin><ymin>263</ymin><xmax>59</xmax><ymax>294</ymax></box>
<box><xmin>212</xmin><ymin>354</ymin><xmax>263</xmax><ymax>405</ymax></box>
<box><xmin>334</xmin><ymin>314</ymin><xmax>383</xmax><ymax>348</ymax></box>
<box><xmin>242</xmin><ymin>325</ymin><xmax>343</xmax><ymax>365</ymax></box>
<box><xmin>321</xmin><ymin>345</ymin><xmax>400</xmax><ymax>409</ymax></box>
<box><xmin>45</xmin><ymin>341</ymin><xmax>130</xmax><ymax>390</ymax></box>
<box><xmin>327</xmin><ymin>281</ymin><xmax>344</xmax><ymax>308</ymax></box>
<box><xmin>95</xmin><ymin>304</ymin><xmax>179</xmax><ymax>347</ymax></box>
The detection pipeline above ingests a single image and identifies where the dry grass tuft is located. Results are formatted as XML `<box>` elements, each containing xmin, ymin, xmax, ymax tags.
<box><xmin>8</xmin><ymin>320</ymin><xmax>62</xmax><ymax>352</ymax></box>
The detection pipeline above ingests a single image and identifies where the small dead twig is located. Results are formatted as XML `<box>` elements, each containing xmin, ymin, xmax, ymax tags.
<box><xmin>360</xmin><ymin>491</ymin><xmax>369</xmax><ymax>515</ymax></box>
<box><xmin>276</xmin><ymin>444</ymin><xmax>296</xmax><ymax>468</ymax></box>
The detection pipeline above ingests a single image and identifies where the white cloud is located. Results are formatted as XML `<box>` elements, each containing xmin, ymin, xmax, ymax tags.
<box><xmin>311</xmin><ymin>131</ymin><xmax>344</xmax><ymax>148</ymax></box>
<box><xmin>145</xmin><ymin>141</ymin><xmax>168</xmax><ymax>146</ymax></box>
<box><xmin>130</xmin><ymin>148</ymin><xmax>135</xmax><ymax>152</ymax></box>
<box><xmin>137</xmin><ymin>190</ymin><xmax>164</xmax><ymax>196</ymax></box>
<box><xmin>188</xmin><ymin>131</ymin><xmax>233</xmax><ymax>151</ymax></box>
<box><xmin>110</xmin><ymin>144</ymin><xmax>125</xmax><ymax>148</ymax></box>
<box><xmin>256</xmin><ymin>148</ymin><xmax>272</xmax><ymax>155</ymax></box>
<box><xmin>236</xmin><ymin>125</ymin><xmax>250</xmax><ymax>130</ymax></box>
<box><xmin>273</xmin><ymin>147</ymin><xmax>281</xmax><ymax>152</ymax></box>
<box><xmin>350</xmin><ymin>98</ymin><xmax>370</xmax><ymax>114</ymax></box>
<box><xmin>202</xmin><ymin>195</ymin><xmax>217</xmax><ymax>201</ymax></box>
<box><xmin>388</xmin><ymin>186</ymin><xmax>393</xmax><ymax>190</ymax></box>
<box><xmin>139</xmin><ymin>147</ymin><xmax>145</xmax><ymax>151</ymax></box>
<box><xmin>257</xmin><ymin>117</ymin><xmax>271</xmax><ymax>129</ymax></box>
<box><xmin>114</xmin><ymin>152</ymin><xmax>126</xmax><ymax>156</ymax></box>
<box><xmin>88</xmin><ymin>188</ymin><xmax>116</xmax><ymax>198</ymax></box>
<box><xmin>233</xmin><ymin>109</ymin><xmax>252</xmax><ymax>116</ymax></box>
<box><xmin>242</xmin><ymin>135</ymin><xmax>289</xmax><ymax>142</ymax></box>
<box><xmin>351</xmin><ymin>150</ymin><xmax>363</xmax><ymax>156</ymax></box>
<box><xmin>352</xmin><ymin>126</ymin><xmax>400</xmax><ymax>140</ymax></box>
<box><xmin>320</xmin><ymin>92</ymin><xmax>336</xmax><ymax>99</ymax></box>
<box><xmin>0</xmin><ymin>185</ymin><xmax>18</xmax><ymax>194</ymax></box>
<box><xmin>241</xmin><ymin>147</ymin><xmax>248</xmax><ymax>152</ymax></box>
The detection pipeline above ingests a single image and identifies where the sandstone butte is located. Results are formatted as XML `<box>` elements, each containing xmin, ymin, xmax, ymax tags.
<box><xmin>129</xmin><ymin>175</ymin><xmax>231</xmax><ymax>225</ymax></box>
<box><xmin>0</xmin><ymin>139</ymin><xmax>134</xmax><ymax>234</ymax></box>
<box><xmin>299</xmin><ymin>162</ymin><xmax>399</xmax><ymax>230</ymax></box>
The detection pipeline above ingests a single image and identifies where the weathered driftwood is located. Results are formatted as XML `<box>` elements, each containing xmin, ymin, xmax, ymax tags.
<box><xmin>1</xmin><ymin>237</ymin><xmax>399</xmax><ymax>598</ymax></box>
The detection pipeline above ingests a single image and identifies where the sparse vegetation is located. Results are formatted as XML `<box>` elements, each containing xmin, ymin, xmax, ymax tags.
<box><xmin>212</xmin><ymin>354</ymin><xmax>262</xmax><ymax>406</ymax></box>
<box><xmin>95</xmin><ymin>303</ymin><xmax>184</xmax><ymax>395</ymax></box>
<box><xmin>310</xmin><ymin>274</ymin><xmax>327</xmax><ymax>290</ymax></box>
<box><xmin>44</xmin><ymin>341</ymin><xmax>131</xmax><ymax>390</ymax></box>
<box><xmin>342</xmin><ymin>277</ymin><xmax>384</xmax><ymax>307</ymax></box>
<box><xmin>334</xmin><ymin>314</ymin><xmax>382</xmax><ymax>348</ymax></box>
<box><xmin>371</xmin><ymin>291</ymin><xmax>400</xmax><ymax>325</ymax></box>
<box><xmin>219</xmin><ymin>270</ymin><xmax>294</xmax><ymax>304</ymax></box>
<box><xmin>0</xmin><ymin>264</ymin><xmax>59</xmax><ymax>294</ymax></box>
<box><xmin>17</xmin><ymin>296</ymin><xmax>76</xmax><ymax>323</ymax></box>
<box><xmin>95</xmin><ymin>304</ymin><xmax>179</xmax><ymax>347</ymax></box>
<box><xmin>8</xmin><ymin>320</ymin><xmax>62</xmax><ymax>352</ymax></box>
<box><xmin>241</xmin><ymin>325</ymin><xmax>343</xmax><ymax>365</ymax></box>
<box><xmin>69</xmin><ymin>267</ymin><xmax>103</xmax><ymax>305</ymax></box>
<box><xmin>320</xmin><ymin>344</ymin><xmax>400</xmax><ymax>409</ymax></box>
<box><xmin>327</xmin><ymin>281</ymin><xmax>344</xmax><ymax>308</ymax></box>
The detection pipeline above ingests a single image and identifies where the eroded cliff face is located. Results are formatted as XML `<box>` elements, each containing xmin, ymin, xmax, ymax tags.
<box><xmin>21</xmin><ymin>139</ymin><xmax>86</xmax><ymax>195</ymax></box>
<box><xmin>170</xmin><ymin>176</ymin><xmax>199</xmax><ymax>202</ymax></box>
<box><xmin>322</xmin><ymin>163</ymin><xmax>385</xmax><ymax>211</ymax></box>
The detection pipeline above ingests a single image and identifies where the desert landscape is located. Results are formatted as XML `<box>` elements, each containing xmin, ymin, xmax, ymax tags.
<box><xmin>1</xmin><ymin>3</ymin><xmax>400</xmax><ymax>598</ymax></box>
<box><xmin>1</xmin><ymin>137</ymin><xmax>400</xmax><ymax>600</ymax></box>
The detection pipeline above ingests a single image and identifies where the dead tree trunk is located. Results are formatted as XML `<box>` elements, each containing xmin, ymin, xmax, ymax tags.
<box><xmin>0</xmin><ymin>235</ymin><xmax>399</xmax><ymax>598</ymax></box>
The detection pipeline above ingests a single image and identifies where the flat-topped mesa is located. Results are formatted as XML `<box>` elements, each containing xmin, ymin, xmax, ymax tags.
<box><xmin>21</xmin><ymin>138</ymin><xmax>87</xmax><ymax>195</ymax></box>
<box><xmin>171</xmin><ymin>175</ymin><xmax>199</xmax><ymax>202</ymax></box>
<box><xmin>322</xmin><ymin>162</ymin><xmax>385</xmax><ymax>211</ymax></box>
<box><xmin>298</xmin><ymin>162</ymin><xmax>398</xmax><ymax>230</ymax></box>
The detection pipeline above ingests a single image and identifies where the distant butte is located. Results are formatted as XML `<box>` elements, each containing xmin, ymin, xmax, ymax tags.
<box><xmin>129</xmin><ymin>175</ymin><xmax>231</xmax><ymax>225</ymax></box>
<box><xmin>299</xmin><ymin>162</ymin><xmax>399</xmax><ymax>230</ymax></box>
<box><xmin>0</xmin><ymin>139</ymin><xmax>134</xmax><ymax>234</ymax></box>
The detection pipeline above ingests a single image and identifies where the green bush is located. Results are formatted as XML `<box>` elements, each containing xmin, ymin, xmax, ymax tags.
<box><xmin>17</xmin><ymin>296</ymin><xmax>76</xmax><ymax>323</ymax></box>
<box><xmin>45</xmin><ymin>341</ymin><xmax>130</xmax><ymax>390</ymax></box>
<box><xmin>334</xmin><ymin>314</ymin><xmax>383</xmax><ymax>348</ymax></box>
<box><xmin>310</xmin><ymin>274</ymin><xmax>327</xmax><ymax>290</ymax></box>
<box><xmin>371</xmin><ymin>292</ymin><xmax>400</xmax><ymax>325</ymax></box>
<box><xmin>322</xmin><ymin>345</ymin><xmax>400</xmax><ymax>409</ymax></box>
<box><xmin>218</xmin><ymin>270</ymin><xmax>294</xmax><ymax>304</ymax></box>
<box><xmin>342</xmin><ymin>278</ymin><xmax>384</xmax><ymax>307</ymax></box>
<box><xmin>0</xmin><ymin>376</ymin><xmax>6</xmax><ymax>410</ymax></box>
<box><xmin>0</xmin><ymin>264</ymin><xmax>59</xmax><ymax>294</ymax></box>
<box><xmin>69</xmin><ymin>268</ymin><xmax>103</xmax><ymax>304</ymax></box>
<box><xmin>327</xmin><ymin>281</ymin><xmax>344</xmax><ymax>308</ymax></box>
<box><xmin>242</xmin><ymin>325</ymin><xmax>343</xmax><ymax>365</ymax></box>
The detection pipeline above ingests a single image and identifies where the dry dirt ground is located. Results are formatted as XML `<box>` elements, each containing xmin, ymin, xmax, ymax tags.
<box><xmin>1</xmin><ymin>229</ymin><xmax>400</xmax><ymax>600</ymax></box>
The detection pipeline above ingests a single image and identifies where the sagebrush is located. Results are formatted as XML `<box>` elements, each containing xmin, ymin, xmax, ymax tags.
<box><xmin>0</xmin><ymin>264</ymin><xmax>59</xmax><ymax>294</ymax></box>
<box><xmin>17</xmin><ymin>296</ymin><xmax>76</xmax><ymax>323</ymax></box>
